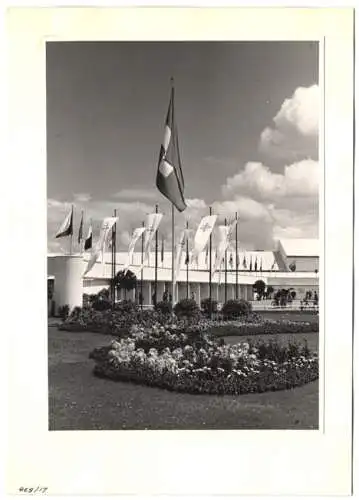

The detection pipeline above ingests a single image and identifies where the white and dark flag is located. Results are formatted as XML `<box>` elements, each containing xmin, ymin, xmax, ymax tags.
<box><xmin>123</xmin><ymin>227</ymin><xmax>146</xmax><ymax>274</ymax></box>
<box><xmin>84</xmin><ymin>222</ymin><xmax>93</xmax><ymax>251</ymax></box>
<box><xmin>156</xmin><ymin>82</ymin><xmax>186</xmax><ymax>212</ymax></box>
<box><xmin>83</xmin><ymin>217</ymin><xmax>118</xmax><ymax>276</ymax></box>
<box><xmin>191</xmin><ymin>215</ymin><xmax>217</xmax><ymax>264</ymax></box>
<box><xmin>55</xmin><ymin>206</ymin><xmax>73</xmax><ymax>239</ymax></box>
<box><xmin>141</xmin><ymin>212</ymin><xmax>163</xmax><ymax>268</ymax></box>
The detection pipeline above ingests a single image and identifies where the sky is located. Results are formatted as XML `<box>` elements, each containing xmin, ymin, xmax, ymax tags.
<box><xmin>47</xmin><ymin>41</ymin><xmax>319</xmax><ymax>253</ymax></box>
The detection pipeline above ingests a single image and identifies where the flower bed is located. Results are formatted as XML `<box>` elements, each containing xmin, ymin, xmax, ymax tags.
<box><xmin>60</xmin><ymin>305</ymin><xmax>318</xmax><ymax>337</ymax></box>
<box><xmin>90</xmin><ymin>325</ymin><xmax>318</xmax><ymax>395</ymax></box>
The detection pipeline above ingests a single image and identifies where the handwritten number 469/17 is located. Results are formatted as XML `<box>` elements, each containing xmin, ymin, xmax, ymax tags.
<box><xmin>19</xmin><ymin>487</ymin><xmax>48</xmax><ymax>494</ymax></box>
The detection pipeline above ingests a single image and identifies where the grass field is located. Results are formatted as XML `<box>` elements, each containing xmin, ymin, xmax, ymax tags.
<box><xmin>48</xmin><ymin>326</ymin><xmax>319</xmax><ymax>430</ymax></box>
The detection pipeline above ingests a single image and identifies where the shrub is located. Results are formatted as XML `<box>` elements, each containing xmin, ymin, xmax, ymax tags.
<box><xmin>222</xmin><ymin>299</ymin><xmax>252</xmax><ymax>319</ymax></box>
<box><xmin>113</xmin><ymin>299</ymin><xmax>138</xmax><ymax>314</ymax></box>
<box><xmin>174</xmin><ymin>298</ymin><xmax>200</xmax><ymax>319</ymax></box>
<box><xmin>58</xmin><ymin>304</ymin><xmax>70</xmax><ymax>321</ymax></box>
<box><xmin>92</xmin><ymin>297</ymin><xmax>112</xmax><ymax>311</ymax></box>
<box><xmin>253</xmin><ymin>280</ymin><xmax>266</xmax><ymax>299</ymax></box>
<box><xmin>155</xmin><ymin>300</ymin><xmax>173</xmax><ymax>316</ymax></box>
<box><xmin>201</xmin><ymin>297</ymin><xmax>218</xmax><ymax>316</ymax></box>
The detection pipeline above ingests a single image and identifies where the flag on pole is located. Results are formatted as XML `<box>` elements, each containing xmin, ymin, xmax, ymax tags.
<box><xmin>249</xmin><ymin>256</ymin><xmax>253</xmax><ymax>271</ymax></box>
<box><xmin>191</xmin><ymin>215</ymin><xmax>217</xmax><ymax>264</ymax></box>
<box><xmin>123</xmin><ymin>227</ymin><xmax>146</xmax><ymax>274</ymax></box>
<box><xmin>174</xmin><ymin>230</ymin><xmax>187</xmax><ymax>283</ymax></box>
<box><xmin>141</xmin><ymin>212</ymin><xmax>163</xmax><ymax>269</ymax></box>
<box><xmin>156</xmin><ymin>81</ymin><xmax>186</xmax><ymax>212</ymax></box>
<box><xmin>212</xmin><ymin>225</ymin><xmax>230</xmax><ymax>277</ymax></box>
<box><xmin>205</xmin><ymin>244</ymin><xmax>209</xmax><ymax>266</ymax></box>
<box><xmin>78</xmin><ymin>211</ymin><xmax>84</xmax><ymax>245</ymax></box>
<box><xmin>161</xmin><ymin>234</ymin><xmax>165</xmax><ymax>264</ymax></box>
<box><xmin>229</xmin><ymin>253</ymin><xmax>234</xmax><ymax>269</ymax></box>
<box><xmin>55</xmin><ymin>206</ymin><xmax>73</xmax><ymax>238</ymax></box>
<box><xmin>83</xmin><ymin>216</ymin><xmax>118</xmax><ymax>276</ymax></box>
<box><xmin>254</xmin><ymin>256</ymin><xmax>258</xmax><ymax>271</ymax></box>
<box><xmin>84</xmin><ymin>222</ymin><xmax>93</xmax><ymax>251</ymax></box>
<box><xmin>260</xmin><ymin>257</ymin><xmax>263</xmax><ymax>271</ymax></box>
<box><xmin>243</xmin><ymin>254</ymin><xmax>247</xmax><ymax>269</ymax></box>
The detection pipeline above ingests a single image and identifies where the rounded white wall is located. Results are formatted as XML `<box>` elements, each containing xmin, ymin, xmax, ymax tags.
<box><xmin>50</xmin><ymin>255</ymin><xmax>85</xmax><ymax>313</ymax></box>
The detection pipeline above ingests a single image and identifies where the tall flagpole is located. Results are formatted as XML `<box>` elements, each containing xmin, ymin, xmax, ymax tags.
<box><xmin>224</xmin><ymin>217</ymin><xmax>228</xmax><ymax>304</ymax></box>
<box><xmin>235</xmin><ymin>212</ymin><xmax>238</xmax><ymax>299</ymax></box>
<box><xmin>154</xmin><ymin>204</ymin><xmax>159</xmax><ymax>307</ymax></box>
<box><xmin>113</xmin><ymin>208</ymin><xmax>117</xmax><ymax>304</ymax></box>
<box><xmin>209</xmin><ymin>206</ymin><xmax>212</xmax><ymax>319</ymax></box>
<box><xmin>186</xmin><ymin>220</ymin><xmax>189</xmax><ymax>298</ymax></box>
<box><xmin>171</xmin><ymin>204</ymin><xmax>175</xmax><ymax>306</ymax></box>
<box><xmin>141</xmin><ymin>220</ymin><xmax>144</xmax><ymax>309</ymax></box>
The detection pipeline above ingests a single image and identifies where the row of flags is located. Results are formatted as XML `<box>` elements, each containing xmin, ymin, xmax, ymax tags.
<box><xmin>54</xmin><ymin>205</ymin><xmax>277</xmax><ymax>278</ymax></box>
<box><xmin>55</xmin><ymin>206</ymin><xmax>92</xmax><ymax>251</ymax></box>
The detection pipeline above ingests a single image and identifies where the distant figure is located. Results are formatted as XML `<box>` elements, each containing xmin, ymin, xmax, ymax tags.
<box><xmin>152</xmin><ymin>292</ymin><xmax>156</xmax><ymax>306</ymax></box>
<box><xmin>169</xmin><ymin>293</ymin><xmax>172</xmax><ymax>303</ymax></box>
<box><xmin>163</xmin><ymin>289</ymin><xmax>169</xmax><ymax>302</ymax></box>
<box><xmin>191</xmin><ymin>291</ymin><xmax>196</xmax><ymax>301</ymax></box>
<box><xmin>313</xmin><ymin>291</ymin><xmax>318</xmax><ymax>306</ymax></box>
<box><xmin>139</xmin><ymin>292</ymin><xmax>143</xmax><ymax>306</ymax></box>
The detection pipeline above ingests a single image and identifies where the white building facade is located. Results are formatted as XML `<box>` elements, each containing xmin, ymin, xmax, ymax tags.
<box><xmin>47</xmin><ymin>238</ymin><xmax>319</xmax><ymax>314</ymax></box>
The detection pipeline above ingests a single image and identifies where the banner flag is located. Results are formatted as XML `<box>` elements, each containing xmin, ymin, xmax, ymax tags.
<box><xmin>140</xmin><ymin>212</ymin><xmax>163</xmax><ymax>269</ymax></box>
<box><xmin>84</xmin><ymin>223</ymin><xmax>93</xmax><ymax>251</ymax></box>
<box><xmin>83</xmin><ymin>216</ymin><xmax>118</xmax><ymax>276</ymax></box>
<box><xmin>161</xmin><ymin>234</ymin><xmax>165</xmax><ymax>264</ymax></box>
<box><xmin>156</xmin><ymin>82</ymin><xmax>186</xmax><ymax>212</ymax></box>
<box><xmin>123</xmin><ymin>227</ymin><xmax>146</xmax><ymax>274</ymax></box>
<box><xmin>55</xmin><ymin>206</ymin><xmax>73</xmax><ymax>239</ymax></box>
<box><xmin>212</xmin><ymin>225</ymin><xmax>230</xmax><ymax>277</ymax></box>
<box><xmin>77</xmin><ymin>211</ymin><xmax>83</xmax><ymax>244</ymax></box>
<box><xmin>191</xmin><ymin>215</ymin><xmax>217</xmax><ymax>264</ymax></box>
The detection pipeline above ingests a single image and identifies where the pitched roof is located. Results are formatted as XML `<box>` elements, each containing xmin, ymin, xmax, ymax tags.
<box><xmin>278</xmin><ymin>238</ymin><xmax>319</xmax><ymax>257</ymax></box>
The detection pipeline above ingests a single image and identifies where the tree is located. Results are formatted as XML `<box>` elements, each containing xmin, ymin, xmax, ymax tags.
<box><xmin>113</xmin><ymin>270</ymin><xmax>137</xmax><ymax>299</ymax></box>
<box><xmin>266</xmin><ymin>285</ymin><xmax>274</xmax><ymax>299</ymax></box>
<box><xmin>290</xmin><ymin>290</ymin><xmax>296</xmax><ymax>300</ymax></box>
<box><xmin>253</xmin><ymin>280</ymin><xmax>266</xmax><ymax>300</ymax></box>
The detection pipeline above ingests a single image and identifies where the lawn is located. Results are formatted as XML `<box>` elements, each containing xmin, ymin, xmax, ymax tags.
<box><xmin>48</xmin><ymin>326</ymin><xmax>319</xmax><ymax>430</ymax></box>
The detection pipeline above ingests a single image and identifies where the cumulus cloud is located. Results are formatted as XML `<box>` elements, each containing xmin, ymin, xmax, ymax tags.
<box><xmin>222</xmin><ymin>159</ymin><xmax>319</xmax><ymax>201</ymax></box>
<box><xmin>114</xmin><ymin>188</ymin><xmax>157</xmax><ymax>201</ymax></box>
<box><xmin>74</xmin><ymin>193</ymin><xmax>92</xmax><ymax>203</ymax></box>
<box><xmin>259</xmin><ymin>85</ymin><xmax>319</xmax><ymax>161</ymax></box>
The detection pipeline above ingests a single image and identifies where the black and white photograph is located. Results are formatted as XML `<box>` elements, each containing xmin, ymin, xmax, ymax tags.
<box><xmin>6</xmin><ymin>6</ymin><xmax>354</xmax><ymax>497</ymax></box>
<box><xmin>47</xmin><ymin>40</ymin><xmax>320</xmax><ymax>431</ymax></box>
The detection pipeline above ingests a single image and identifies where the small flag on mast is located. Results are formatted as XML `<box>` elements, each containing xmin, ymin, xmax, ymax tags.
<box><xmin>55</xmin><ymin>206</ymin><xmax>73</xmax><ymax>239</ymax></box>
<box><xmin>84</xmin><ymin>222</ymin><xmax>93</xmax><ymax>251</ymax></box>
<box><xmin>156</xmin><ymin>79</ymin><xmax>186</xmax><ymax>212</ymax></box>
<box><xmin>78</xmin><ymin>211</ymin><xmax>84</xmax><ymax>245</ymax></box>
<box><xmin>161</xmin><ymin>234</ymin><xmax>164</xmax><ymax>264</ymax></box>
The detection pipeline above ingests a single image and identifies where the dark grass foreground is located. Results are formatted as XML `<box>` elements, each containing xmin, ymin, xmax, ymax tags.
<box><xmin>48</xmin><ymin>327</ymin><xmax>319</xmax><ymax>430</ymax></box>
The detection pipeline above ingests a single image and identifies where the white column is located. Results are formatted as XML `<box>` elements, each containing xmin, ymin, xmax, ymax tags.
<box><xmin>52</xmin><ymin>255</ymin><xmax>84</xmax><ymax>314</ymax></box>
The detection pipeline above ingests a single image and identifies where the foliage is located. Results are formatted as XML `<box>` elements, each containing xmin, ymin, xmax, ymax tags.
<box><xmin>201</xmin><ymin>297</ymin><xmax>218</xmax><ymax>315</ymax></box>
<box><xmin>290</xmin><ymin>290</ymin><xmax>296</xmax><ymax>300</ymax></box>
<box><xmin>155</xmin><ymin>300</ymin><xmax>173</xmax><ymax>316</ymax></box>
<box><xmin>222</xmin><ymin>299</ymin><xmax>252</xmax><ymax>319</ymax></box>
<box><xmin>208</xmin><ymin>318</ymin><xmax>319</xmax><ymax>337</ymax></box>
<box><xmin>174</xmin><ymin>298</ymin><xmax>200</xmax><ymax>319</ymax></box>
<box><xmin>58</xmin><ymin>304</ymin><xmax>70</xmax><ymax>321</ymax></box>
<box><xmin>90</xmin><ymin>325</ymin><xmax>319</xmax><ymax>395</ymax></box>
<box><xmin>266</xmin><ymin>285</ymin><xmax>274</xmax><ymax>298</ymax></box>
<box><xmin>113</xmin><ymin>270</ymin><xmax>137</xmax><ymax>298</ymax></box>
<box><xmin>113</xmin><ymin>299</ymin><xmax>138</xmax><ymax>314</ymax></box>
<box><xmin>253</xmin><ymin>280</ymin><xmax>266</xmax><ymax>299</ymax></box>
